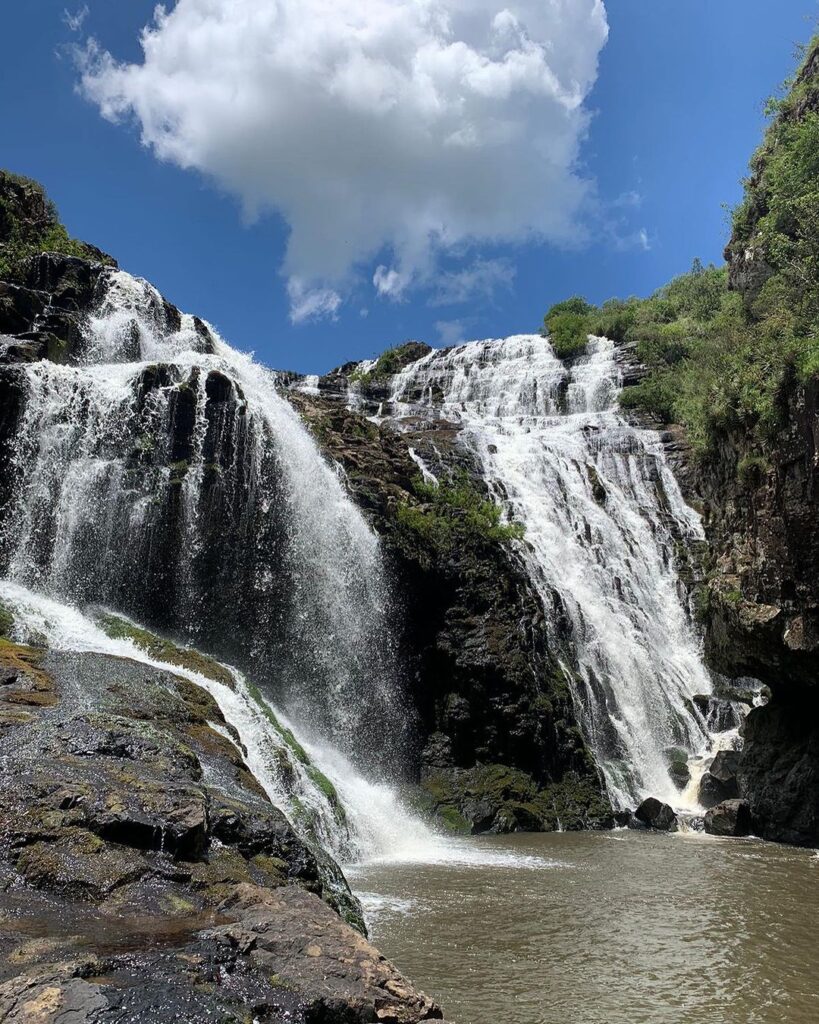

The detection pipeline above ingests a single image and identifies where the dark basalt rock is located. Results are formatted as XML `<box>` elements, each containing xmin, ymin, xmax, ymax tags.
<box><xmin>665</xmin><ymin>747</ymin><xmax>691</xmax><ymax>791</ymax></box>
<box><xmin>634</xmin><ymin>797</ymin><xmax>678</xmax><ymax>832</ymax></box>
<box><xmin>704</xmin><ymin>799</ymin><xmax>752</xmax><ymax>838</ymax></box>
<box><xmin>0</xmin><ymin>640</ymin><xmax>442</xmax><ymax>1023</ymax></box>
<box><xmin>22</xmin><ymin>252</ymin><xmax>108</xmax><ymax>313</ymax></box>
<box><xmin>691</xmin><ymin>693</ymin><xmax>746</xmax><ymax>733</ymax></box>
<box><xmin>0</xmin><ymin>280</ymin><xmax>50</xmax><ymax>340</ymax></box>
<box><xmin>699</xmin><ymin>750</ymin><xmax>741</xmax><ymax>809</ymax></box>
<box><xmin>737</xmin><ymin>697</ymin><xmax>819</xmax><ymax>846</ymax></box>
<box><xmin>642</xmin><ymin>349</ymin><xmax>819</xmax><ymax>844</ymax></box>
<box><xmin>0</xmin><ymin>365</ymin><xmax>26</xmax><ymax>521</ymax></box>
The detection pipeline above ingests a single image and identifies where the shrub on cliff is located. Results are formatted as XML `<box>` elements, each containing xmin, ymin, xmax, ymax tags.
<box><xmin>0</xmin><ymin>169</ymin><xmax>115</xmax><ymax>280</ymax></box>
<box><xmin>349</xmin><ymin>341</ymin><xmax>431</xmax><ymax>385</ymax></box>
<box><xmin>396</xmin><ymin>472</ymin><xmax>524</xmax><ymax>557</ymax></box>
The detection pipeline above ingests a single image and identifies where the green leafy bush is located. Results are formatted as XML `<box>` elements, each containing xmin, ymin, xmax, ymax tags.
<box><xmin>397</xmin><ymin>472</ymin><xmax>524</xmax><ymax>555</ymax></box>
<box><xmin>350</xmin><ymin>341</ymin><xmax>428</xmax><ymax>384</ymax></box>
<box><xmin>542</xmin><ymin>296</ymin><xmax>593</xmax><ymax>358</ymax></box>
<box><xmin>540</xmin><ymin>33</ymin><xmax>819</xmax><ymax>459</ymax></box>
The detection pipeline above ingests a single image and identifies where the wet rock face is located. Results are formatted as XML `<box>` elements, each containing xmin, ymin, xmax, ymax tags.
<box><xmin>634</xmin><ymin>797</ymin><xmax>678</xmax><ymax>832</ymax></box>
<box><xmin>289</xmin><ymin>392</ymin><xmax>612</xmax><ymax>834</ymax></box>
<box><xmin>657</xmin><ymin>372</ymin><xmax>819</xmax><ymax>846</ymax></box>
<box><xmin>737</xmin><ymin>698</ymin><xmax>819</xmax><ymax>845</ymax></box>
<box><xmin>704</xmin><ymin>799</ymin><xmax>752</xmax><ymax>838</ymax></box>
<box><xmin>0</xmin><ymin>886</ymin><xmax>445</xmax><ymax>1024</ymax></box>
<box><xmin>698</xmin><ymin>750</ymin><xmax>741</xmax><ymax>810</ymax></box>
<box><xmin>0</xmin><ymin>642</ymin><xmax>442</xmax><ymax>1023</ymax></box>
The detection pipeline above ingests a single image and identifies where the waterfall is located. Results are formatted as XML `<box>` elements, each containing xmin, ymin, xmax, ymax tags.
<box><xmin>385</xmin><ymin>334</ymin><xmax>713</xmax><ymax>810</ymax></box>
<box><xmin>0</xmin><ymin>268</ymin><xmax>421</xmax><ymax>861</ymax></box>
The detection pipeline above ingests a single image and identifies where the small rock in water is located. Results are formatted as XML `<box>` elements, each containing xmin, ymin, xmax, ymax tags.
<box><xmin>704</xmin><ymin>799</ymin><xmax>752</xmax><ymax>837</ymax></box>
<box><xmin>699</xmin><ymin>750</ymin><xmax>741</xmax><ymax>808</ymax></box>
<box><xmin>634</xmin><ymin>797</ymin><xmax>678</xmax><ymax>832</ymax></box>
<box><xmin>664</xmin><ymin>746</ymin><xmax>691</xmax><ymax>791</ymax></box>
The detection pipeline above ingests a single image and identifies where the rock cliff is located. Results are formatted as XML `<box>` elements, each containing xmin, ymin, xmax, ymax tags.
<box><xmin>0</xmin><ymin>173</ymin><xmax>445</xmax><ymax>1022</ymax></box>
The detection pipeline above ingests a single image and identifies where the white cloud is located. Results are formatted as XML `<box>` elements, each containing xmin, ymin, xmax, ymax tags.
<box><xmin>78</xmin><ymin>0</ymin><xmax>608</xmax><ymax>320</ymax></box>
<box><xmin>64</xmin><ymin>4</ymin><xmax>89</xmax><ymax>33</ymax></box>
<box><xmin>432</xmin><ymin>256</ymin><xmax>515</xmax><ymax>306</ymax></box>
<box><xmin>287</xmin><ymin>279</ymin><xmax>342</xmax><ymax>323</ymax></box>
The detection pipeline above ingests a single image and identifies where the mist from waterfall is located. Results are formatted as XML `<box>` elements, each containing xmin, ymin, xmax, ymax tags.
<box><xmin>387</xmin><ymin>334</ymin><xmax>713</xmax><ymax>810</ymax></box>
<box><xmin>0</xmin><ymin>269</ymin><xmax>423</xmax><ymax>862</ymax></box>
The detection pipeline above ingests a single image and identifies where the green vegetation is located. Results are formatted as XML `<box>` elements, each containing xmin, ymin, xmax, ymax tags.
<box><xmin>543</xmin><ymin>295</ymin><xmax>642</xmax><ymax>359</ymax></box>
<box><xmin>420</xmin><ymin>762</ymin><xmax>613</xmax><ymax>833</ymax></box>
<box><xmin>542</xmin><ymin>296</ymin><xmax>594</xmax><ymax>358</ymax></box>
<box><xmin>0</xmin><ymin>603</ymin><xmax>13</xmax><ymax>640</ymax></box>
<box><xmin>97</xmin><ymin>613</ymin><xmax>236</xmax><ymax>688</ymax></box>
<box><xmin>545</xmin><ymin>36</ymin><xmax>819</xmax><ymax>458</ymax></box>
<box><xmin>396</xmin><ymin>472</ymin><xmax>524</xmax><ymax>555</ymax></box>
<box><xmin>0</xmin><ymin>169</ymin><xmax>114</xmax><ymax>280</ymax></box>
<box><xmin>349</xmin><ymin>341</ymin><xmax>428</xmax><ymax>385</ymax></box>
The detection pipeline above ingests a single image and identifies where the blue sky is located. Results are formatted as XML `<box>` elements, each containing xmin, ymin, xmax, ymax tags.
<box><xmin>1</xmin><ymin>1</ymin><xmax>818</xmax><ymax>373</ymax></box>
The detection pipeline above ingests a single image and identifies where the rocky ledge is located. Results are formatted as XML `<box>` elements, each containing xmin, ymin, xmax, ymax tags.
<box><xmin>0</xmin><ymin>619</ymin><xmax>443</xmax><ymax>1023</ymax></box>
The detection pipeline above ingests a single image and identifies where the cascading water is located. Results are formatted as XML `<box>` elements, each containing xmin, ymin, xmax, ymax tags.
<box><xmin>0</xmin><ymin>268</ymin><xmax>423</xmax><ymax>862</ymax></box>
<box><xmin>385</xmin><ymin>334</ymin><xmax>713</xmax><ymax>810</ymax></box>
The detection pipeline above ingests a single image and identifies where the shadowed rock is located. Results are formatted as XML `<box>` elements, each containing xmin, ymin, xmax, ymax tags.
<box><xmin>634</xmin><ymin>797</ymin><xmax>678</xmax><ymax>832</ymax></box>
<box><xmin>704</xmin><ymin>799</ymin><xmax>752</xmax><ymax>838</ymax></box>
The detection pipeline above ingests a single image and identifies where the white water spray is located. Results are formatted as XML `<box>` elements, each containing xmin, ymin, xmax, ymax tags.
<box><xmin>0</xmin><ymin>269</ymin><xmax>427</xmax><ymax>863</ymax></box>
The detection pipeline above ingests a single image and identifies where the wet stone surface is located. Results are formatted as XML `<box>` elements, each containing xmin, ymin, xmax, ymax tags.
<box><xmin>0</xmin><ymin>643</ymin><xmax>444</xmax><ymax>1023</ymax></box>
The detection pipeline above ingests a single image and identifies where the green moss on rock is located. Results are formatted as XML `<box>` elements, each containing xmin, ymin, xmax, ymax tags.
<box><xmin>421</xmin><ymin>762</ymin><xmax>613</xmax><ymax>834</ymax></box>
<box><xmin>0</xmin><ymin>602</ymin><xmax>14</xmax><ymax>639</ymax></box>
<box><xmin>97</xmin><ymin>613</ymin><xmax>235</xmax><ymax>689</ymax></box>
<box><xmin>0</xmin><ymin>169</ymin><xmax>116</xmax><ymax>280</ymax></box>
<box><xmin>396</xmin><ymin>472</ymin><xmax>524</xmax><ymax>558</ymax></box>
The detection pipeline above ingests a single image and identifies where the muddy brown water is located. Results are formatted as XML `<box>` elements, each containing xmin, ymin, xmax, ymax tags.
<box><xmin>348</xmin><ymin>830</ymin><xmax>819</xmax><ymax>1024</ymax></box>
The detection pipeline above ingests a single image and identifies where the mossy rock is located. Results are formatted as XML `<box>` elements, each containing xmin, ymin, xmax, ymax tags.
<box><xmin>664</xmin><ymin>747</ymin><xmax>691</xmax><ymax>791</ymax></box>
<box><xmin>0</xmin><ymin>602</ymin><xmax>14</xmax><ymax>639</ymax></box>
<box><xmin>422</xmin><ymin>762</ymin><xmax>613</xmax><ymax>834</ymax></box>
<box><xmin>244</xmin><ymin>680</ymin><xmax>313</xmax><ymax>766</ymax></box>
<box><xmin>97</xmin><ymin>613</ymin><xmax>235</xmax><ymax>689</ymax></box>
<box><xmin>0</xmin><ymin>638</ymin><xmax>55</xmax><ymax>701</ymax></box>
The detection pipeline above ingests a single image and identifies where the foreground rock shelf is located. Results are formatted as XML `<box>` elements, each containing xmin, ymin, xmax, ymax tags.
<box><xmin>0</xmin><ymin>637</ymin><xmax>443</xmax><ymax>1023</ymax></box>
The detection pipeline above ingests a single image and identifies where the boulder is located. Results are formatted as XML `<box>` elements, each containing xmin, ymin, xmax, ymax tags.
<box><xmin>634</xmin><ymin>797</ymin><xmax>678</xmax><ymax>832</ymax></box>
<box><xmin>704</xmin><ymin>799</ymin><xmax>752</xmax><ymax>837</ymax></box>
<box><xmin>665</xmin><ymin>747</ymin><xmax>691</xmax><ymax>790</ymax></box>
<box><xmin>699</xmin><ymin>749</ymin><xmax>741</xmax><ymax>808</ymax></box>
<box><xmin>737</xmin><ymin>700</ymin><xmax>819</xmax><ymax>845</ymax></box>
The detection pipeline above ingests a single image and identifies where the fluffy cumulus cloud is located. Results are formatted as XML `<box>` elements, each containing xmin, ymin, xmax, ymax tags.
<box><xmin>78</xmin><ymin>0</ymin><xmax>608</xmax><ymax>321</ymax></box>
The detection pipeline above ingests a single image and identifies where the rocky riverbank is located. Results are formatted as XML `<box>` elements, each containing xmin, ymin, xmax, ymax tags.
<box><xmin>0</xmin><ymin>606</ymin><xmax>444</xmax><ymax>1023</ymax></box>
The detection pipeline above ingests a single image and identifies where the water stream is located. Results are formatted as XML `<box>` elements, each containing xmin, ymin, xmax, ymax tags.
<box><xmin>385</xmin><ymin>334</ymin><xmax>714</xmax><ymax>809</ymax></box>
